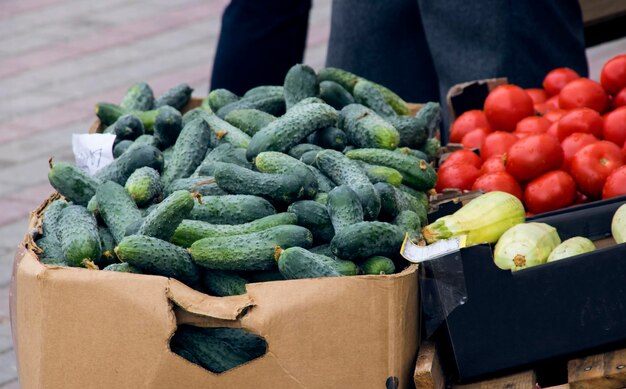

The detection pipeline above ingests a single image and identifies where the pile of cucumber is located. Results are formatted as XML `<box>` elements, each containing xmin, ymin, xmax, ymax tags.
<box><xmin>36</xmin><ymin>65</ymin><xmax>439</xmax><ymax>372</ymax></box>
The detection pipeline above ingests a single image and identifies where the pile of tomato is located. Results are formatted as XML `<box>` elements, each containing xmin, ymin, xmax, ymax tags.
<box><xmin>438</xmin><ymin>54</ymin><xmax>626</xmax><ymax>215</ymax></box>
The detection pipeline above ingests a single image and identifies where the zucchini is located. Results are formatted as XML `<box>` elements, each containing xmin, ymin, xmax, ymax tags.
<box><xmin>189</xmin><ymin>225</ymin><xmax>313</xmax><ymax>271</ymax></box>
<box><xmin>355</xmin><ymin>160</ymin><xmax>403</xmax><ymax>186</ymax></box>
<box><xmin>48</xmin><ymin>161</ymin><xmax>99</xmax><ymax>206</ymax></box>
<box><xmin>277</xmin><ymin>247</ymin><xmax>341</xmax><ymax>279</ymax></box>
<box><xmin>160</xmin><ymin>119</ymin><xmax>211</xmax><ymax>187</ymax></box>
<box><xmin>96</xmin><ymin>181</ymin><xmax>143</xmax><ymax>244</ymax></box>
<box><xmin>283</xmin><ymin>64</ymin><xmax>319</xmax><ymax>109</ymax></box>
<box><xmin>339</xmin><ymin>104</ymin><xmax>399</xmax><ymax>150</ymax></box>
<box><xmin>315</xmin><ymin>149</ymin><xmax>381</xmax><ymax>220</ymax></box>
<box><xmin>116</xmin><ymin>234</ymin><xmax>200</xmax><ymax>285</ymax></box>
<box><xmin>254</xmin><ymin>151</ymin><xmax>318</xmax><ymax>198</ymax></box>
<box><xmin>288</xmin><ymin>143</ymin><xmax>323</xmax><ymax>159</ymax></box>
<box><xmin>345</xmin><ymin>148</ymin><xmax>437</xmax><ymax>191</ymax></box>
<box><xmin>353</xmin><ymin>79</ymin><xmax>396</xmax><ymax>117</ymax></box>
<box><xmin>207</xmin><ymin>89</ymin><xmax>239</xmax><ymax>112</ymax></box>
<box><xmin>360</xmin><ymin>256</ymin><xmax>395</xmax><ymax>275</ymax></box>
<box><xmin>153</xmin><ymin>106</ymin><xmax>182</xmax><ymax>149</ymax></box>
<box><xmin>287</xmin><ymin>200</ymin><xmax>335</xmax><ymax>244</ymax></box>
<box><xmin>124</xmin><ymin>167</ymin><xmax>162</xmax><ymax>206</ymax></box>
<box><xmin>327</xmin><ymin>185</ymin><xmax>364</xmax><ymax>234</ymax></box>
<box><xmin>330</xmin><ymin>221</ymin><xmax>404</xmax><ymax>261</ymax></box>
<box><xmin>154</xmin><ymin>83</ymin><xmax>193</xmax><ymax>110</ymax></box>
<box><xmin>306</xmin><ymin>126</ymin><xmax>347</xmax><ymax>151</ymax></box>
<box><xmin>138</xmin><ymin>190</ymin><xmax>195</xmax><ymax>241</ymax></box>
<box><xmin>120</xmin><ymin>82</ymin><xmax>154</xmax><ymax>111</ymax></box>
<box><xmin>94</xmin><ymin>144</ymin><xmax>164</xmax><ymax>185</ymax></box>
<box><xmin>246</xmin><ymin>102</ymin><xmax>338</xmax><ymax>160</ymax></box>
<box><xmin>189</xmin><ymin>195</ymin><xmax>275</xmax><ymax>224</ymax></box>
<box><xmin>214</xmin><ymin>163</ymin><xmax>305</xmax><ymax>204</ymax></box>
<box><xmin>57</xmin><ymin>205</ymin><xmax>102</xmax><ymax>267</ymax></box>
<box><xmin>202</xmin><ymin>270</ymin><xmax>247</xmax><ymax>296</ymax></box>
<box><xmin>224</xmin><ymin>109</ymin><xmax>276</xmax><ymax>136</ymax></box>
<box><xmin>386</xmin><ymin>116</ymin><xmax>428</xmax><ymax>149</ymax></box>
<box><xmin>165</xmin><ymin>176</ymin><xmax>226</xmax><ymax>197</ymax></box>
<box><xmin>171</xmin><ymin>213</ymin><xmax>297</xmax><ymax>248</ymax></box>
<box><xmin>319</xmin><ymin>80</ymin><xmax>355</xmax><ymax>110</ymax></box>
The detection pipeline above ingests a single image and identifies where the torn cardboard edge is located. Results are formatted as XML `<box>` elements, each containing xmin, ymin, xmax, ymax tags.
<box><xmin>446</xmin><ymin>77</ymin><xmax>508</xmax><ymax>121</ymax></box>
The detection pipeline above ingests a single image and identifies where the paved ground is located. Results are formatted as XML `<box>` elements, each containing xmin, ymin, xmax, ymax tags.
<box><xmin>0</xmin><ymin>0</ymin><xmax>623</xmax><ymax>387</ymax></box>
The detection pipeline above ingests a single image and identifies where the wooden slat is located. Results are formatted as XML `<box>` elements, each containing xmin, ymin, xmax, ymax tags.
<box><xmin>568</xmin><ymin>349</ymin><xmax>626</xmax><ymax>389</ymax></box>
<box><xmin>454</xmin><ymin>370</ymin><xmax>536</xmax><ymax>389</ymax></box>
<box><xmin>414</xmin><ymin>341</ymin><xmax>446</xmax><ymax>389</ymax></box>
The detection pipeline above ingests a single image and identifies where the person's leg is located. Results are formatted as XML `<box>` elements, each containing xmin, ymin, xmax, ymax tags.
<box><xmin>210</xmin><ymin>0</ymin><xmax>312</xmax><ymax>96</ymax></box>
<box><xmin>325</xmin><ymin>0</ymin><xmax>440</xmax><ymax>103</ymax></box>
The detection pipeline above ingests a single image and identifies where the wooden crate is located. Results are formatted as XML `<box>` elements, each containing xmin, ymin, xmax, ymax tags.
<box><xmin>414</xmin><ymin>342</ymin><xmax>626</xmax><ymax>389</ymax></box>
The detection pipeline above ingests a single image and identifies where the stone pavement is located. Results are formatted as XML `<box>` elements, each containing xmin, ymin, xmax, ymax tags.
<box><xmin>0</xmin><ymin>0</ymin><xmax>623</xmax><ymax>387</ymax></box>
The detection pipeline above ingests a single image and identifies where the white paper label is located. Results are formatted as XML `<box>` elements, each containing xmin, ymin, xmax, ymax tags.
<box><xmin>401</xmin><ymin>235</ymin><xmax>466</xmax><ymax>263</ymax></box>
<box><xmin>72</xmin><ymin>133</ymin><xmax>116</xmax><ymax>175</ymax></box>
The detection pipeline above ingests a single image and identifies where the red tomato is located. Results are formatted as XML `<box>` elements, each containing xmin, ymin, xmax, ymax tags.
<box><xmin>514</xmin><ymin>116</ymin><xmax>551</xmax><ymax>138</ymax></box>
<box><xmin>543</xmin><ymin>67</ymin><xmax>580</xmax><ymax>96</ymax></box>
<box><xmin>602</xmin><ymin>106</ymin><xmax>626</xmax><ymax>147</ymax></box>
<box><xmin>559</xmin><ymin>78</ymin><xmax>609</xmax><ymax>113</ymax></box>
<box><xmin>526</xmin><ymin>88</ymin><xmax>548</xmax><ymax>104</ymax></box>
<box><xmin>575</xmin><ymin>191</ymin><xmax>589</xmax><ymax>205</ymax></box>
<box><xmin>556</xmin><ymin>108</ymin><xmax>604</xmax><ymax>141</ymax></box>
<box><xmin>545</xmin><ymin>95</ymin><xmax>561</xmax><ymax>110</ymax></box>
<box><xmin>560</xmin><ymin>132</ymin><xmax>599</xmax><ymax>172</ymax></box>
<box><xmin>472</xmin><ymin>172</ymin><xmax>523</xmax><ymax>200</ymax></box>
<box><xmin>449</xmin><ymin>110</ymin><xmax>490</xmax><ymax>143</ymax></box>
<box><xmin>483</xmin><ymin>85</ymin><xmax>534</xmax><ymax>132</ymax></box>
<box><xmin>480</xmin><ymin>154</ymin><xmax>508</xmax><ymax>175</ymax></box>
<box><xmin>435</xmin><ymin>164</ymin><xmax>481</xmax><ymax>192</ymax></box>
<box><xmin>614</xmin><ymin>87</ymin><xmax>626</xmax><ymax>108</ymax></box>
<box><xmin>603</xmin><ymin>165</ymin><xmax>626</xmax><ymax>199</ymax></box>
<box><xmin>461</xmin><ymin>127</ymin><xmax>490</xmax><ymax>149</ymax></box>
<box><xmin>600</xmin><ymin>55</ymin><xmax>626</xmax><ymax>94</ymax></box>
<box><xmin>543</xmin><ymin>109</ymin><xmax>567</xmax><ymax>123</ymax></box>
<box><xmin>506</xmin><ymin>134</ymin><xmax>564</xmax><ymax>182</ymax></box>
<box><xmin>524</xmin><ymin>170</ymin><xmax>577</xmax><ymax>214</ymax></box>
<box><xmin>480</xmin><ymin>131</ymin><xmax>518</xmax><ymax>160</ymax></box>
<box><xmin>570</xmin><ymin>141</ymin><xmax>624</xmax><ymax>198</ymax></box>
<box><xmin>547</xmin><ymin>121</ymin><xmax>559</xmax><ymax>139</ymax></box>
<box><xmin>534</xmin><ymin>103</ymin><xmax>550</xmax><ymax>115</ymax></box>
<box><xmin>441</xmin><ymin>149</ymin><xmax>482</xmax><ymax>169</ymax></box>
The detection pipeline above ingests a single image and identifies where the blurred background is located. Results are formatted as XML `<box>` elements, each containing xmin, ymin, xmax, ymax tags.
<box><xmin>0</xmin><ymin>0</ymin><xmax>623</xmax><ymax>387</ymax></box>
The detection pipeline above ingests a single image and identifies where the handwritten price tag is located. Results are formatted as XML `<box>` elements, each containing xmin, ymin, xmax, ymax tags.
<box><xmin>400</xmin><ymin>235</ymin><xmax>467</xmax><ymax>263</ymax></box>
<box><xmin>72</xmin><ymin>134</ymin><xmax>116</xmax><ymax>175</ymax></box>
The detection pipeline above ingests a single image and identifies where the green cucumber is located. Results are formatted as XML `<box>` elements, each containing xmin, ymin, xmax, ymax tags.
<box><xmin>154</xmin><ymin>83</ymin><xmax>193</xmax><ymax>110</ymax></box>
<box><xmin>124</xmin><ymin>167</ymin><xmax>162</xmax><ymax>206</ymax></box>
<box><xmin>319</xmin><ymin>80</ymin><xmax>355</xmax><ymax>110</ymax></box>
<box><xmin>103</xmin><ymin>262</ymin><xmax>142</xmax><ymax>273</ymax></box>
<box><xmin>318</xmin><ymin>67</ymin><xmax>359</xmax><ymax>92</ymax></box>
<box><xmin>395</xmin><ymin>147</ymin><xmax>429</xmax><ymax>161</ymax></box>
<box><xmin>194</xmin><ymin>144</ymin><xmax>251</xmax><ymax>176</ymax></box>
<box><xmin>353</xmin><ymin>79</ymin><xmax>396</xmax><ymax>117</ymax></box>
<box><xmin>128</xmin><ymin>134</ymin><xmax>158</xmax><ymax>150</ymax></box>
<box><xmin>138</xmin><ymin>190</ymin><xmax>195</xmax><ymax>241</ymax></box>
<box><xmin>160</xmin><ymin>119</ymin><xmax>211</xmax><ymax>187</ymax></box>
<box><xmin>246</xmin><ymin>102</ymin><xmax>338</xmax><ymax>160</ymax></box>
<box><xmin>284</xmin><ymin>64</ymin><xmax>319</xmax><ymax>109</ymax></box>
<box><xmin>98</xmin><ymin>226</ymin><xmax>117</xmax><ymax>266</ymax></box>
<box><xmin>393</xmin><ymin>210</ymin><xmax>423</xmax><ymax>243</ymax></box>
<box><xmin>36</xmin><ymin>235</ymin><xmax>66</xmax><ymax>265</ymax></box>
<box><xmin>108</xmin><ymin>114</ymin><xmax>145</xmax><ymax>142</ymax></box>
<box><xmin>120</xmin><ymin>82</ymin><xmax>154</xmax><ymax>111</ymax></box>
<box><xmin>42</xmin><ymin>199</ymin><xmax>68</xmax><ymax>239</ymax></box>
<box><xmin>308</xmin><ymin>166</ymin><xmax>335</xmax><ymax>193</ymax></box>
<box><xmin>288</xmin><ymin>143</ymin><xmax>323</xmax><ymax>159</ymax></box>
<box><xmin>165</xmin><ymin>176</ymin><xmax>226</xmax><ymax>197</ymax></box>
<box><xmin>386</xmin><ymin>116</ymin><xmax>428</xmax><ymax>149</ymax></box>
<box><xmin>254</xmin><ymin>151</ymin><xmax>318</xmax><ymax>198</ymax></box>
<box><xmin>291</xmin><ymin>97</ymin><xmax>326</xmax><ymax>107</ymax></box>
<box><xmin>299</xmin><ymin>149</ymin><xmax>320</xmax><ymax>165</ymax></box>
<box><xmin>306</xmin><ymin>127</ymin><xmax>347</xmax><ymax>151</ymax></box>
<box><xmin>171</xmin><ymin>213</ymin><xmax>297</xmax><ymax>248</ymax></box>
<box><xmin>182</xmin><ymin>107</ymin><xmax>212</xmax><ymax>127</ymax></box>
<box><xmin>94</xmin><ymin>144</ymin><xmax>164</xmax><ymax>185</ymax></box>
<box><xmin>398</xmin><ymin>185</ymin><xmax>429</xmax><ymax>210</ymax></box>
<box><xmin>420</xmin><ymin>137</ymin><xmax>441</xmax><ymax>162</ymax></box>
<box><xmin>277</xmin><ymin>247</ymin><xmax>341</xmax><ymax>279</ymax></box>
<box><xmin>189</xmin><ymin>195</ymin><xmax>275</xmax><ymax>224</ymax></box>
<box><xmin>414</xmin><ymin>102</ymin><xmax>441</xmax><ymax>138</ymax></box>
<box><xmin>124</xmin><ymin>219</ymin><xmax>144</xmax><ymax>237</ymax></box>
<box><xmin>339</xmin><ymin>104</ymin><xmax>399</xmax><ymax>150</ymax></box>
<box><xmin>189</xmin><ymin>225</ymin><xmax>313</xmax><ymax>271</ymax></box>
<box><xmin>153</xmin><ymin>106</ymin><xmax>182</xmax><ymax>149</ymax></box>
<box><xmin>330</xmin><ymin>221</ymin><xmax>404</xmax><ymax>261</ymax></box>
<box><xmin>96</xmin><ymin>181</ymin><xmax>143</xmax><ymax>244</ymax></box>
<box><xmin>315</xmin><ymin>149</ymin><xmax>381</xmax><ymax>220</ymax></box>
<box><xmin>374</xmin><ymin>182</ymin><xmax>427</xmax><ymax>223</ymax></box>
<box><xmin>224</xmin><ymin>109</ymin><xmax>276</xmax><ymax>136</ymax></box>
<box><xmin>371</xmin><ymin>81</ymin><xmax>410</xmax><ymax>115</ymax></box>
<box><xmin>354</xmin><ymin>160</ymin><xmax>403</xmax><ymax>186</ymax></box>
<box><xmin>287</xmin><ymin>200</ymin><xmax>335</xmax><ymax>244</ymax></box>
<box><xmin>57</xmin><ymin>205</ymin><xmax>102</xmax><ymax>267</ymax></box>
<box><xmin>48</xmin><ymin>161</ymin><xmax>99</xmax><ymax>206</ymax></box>
<box><xmin>203</xmin><ymin>109</ymin><xmax>252</xmax><ymax>148</ymax></box>
<box><xmin>207</xmin><ymin>89</ymin><xmax>239</xmax><ymax>112</ymax></box>
<box><xmin>327</xmin><ymin>185</ymin><xmax>363</xmax><ymax>234</ymax></box>
<box><xmin>113</xmin><ymin>140</ymin><xmax>133</xmax><ymax>158</ymax></box>
<box><xmin>87</xmin><ymin>195</ymin><xmax>99</xmax><ymax>214</ymax></box>
<box><xmin>243</xmin><ymin>85</ymin><xmax>284</xmax><ymax>99</ymax></box>
<box><xmin>217</xmin><ymin>94</ymin><xmax>286</xmax><ymax>119</ymax></box>
<box><xmin>214</xmin><ymin>163</ymin><xmax>305</xmax><ymax>204</ymax></box>
<box><xmin>314</xmin><ymin>192</ymin><xmax>329</xmax><ymax>205</ymax></box>
<box><xmin>309</xmin><ymin>244</ymin><xmax>334</xmax><ymax>257</ymax></box>
<box><xmin>116</xmin><ymin>234</ymin><xmax>200</xmax><ymax>285</ymax></box>
<box><xmin>360</xmin><ymin>256</ymin><xmax>395</xmax><ymax>275</ymax></box>
<box><xmin>346</xmin><ymin>148</ymin><xmax>437</xmax><ymax>191</ymax></box>
<box><xmin>202</xmin><ymin>270</ymin><xmax>247</xmax><ymax>296</ymax></box>
<box><xmin>95</xmin><ymin>103</ymin><xmax>159</xmax><ymax>130</ymax></box>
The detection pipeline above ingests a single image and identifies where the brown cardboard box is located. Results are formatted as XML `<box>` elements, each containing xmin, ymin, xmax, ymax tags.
<box><xmin>11</xmin><ymin>196</ymin><xmax>419</xmax><ymax>389</ymax></box>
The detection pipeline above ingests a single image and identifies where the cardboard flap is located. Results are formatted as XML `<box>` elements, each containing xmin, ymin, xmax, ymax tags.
<box><xmin>166</xmin><ymin>278</ymin><xmax>254</xmax><ymax>321</ymax></box>
<box><xmin>446</xmin><ymin>78</ymin><xmax>508</xmax><ymax>120</ymax></box>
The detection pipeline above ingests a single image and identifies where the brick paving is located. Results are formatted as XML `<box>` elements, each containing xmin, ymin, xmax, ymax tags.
<box><xmin>0</xmin><ymin>0</ymin><xmax>621</xmax><ymax>387</ymax></box>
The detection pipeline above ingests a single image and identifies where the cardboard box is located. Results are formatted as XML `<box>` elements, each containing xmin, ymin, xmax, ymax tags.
<box><xmin>426</xmin><ymin>196</ymin><xmax>626</xmax><ymax>383</ymax></box>
<box><xmin>11</xmin><ymin>196</ymin><xmax>419</xmax><ymax>389</ymax></box>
